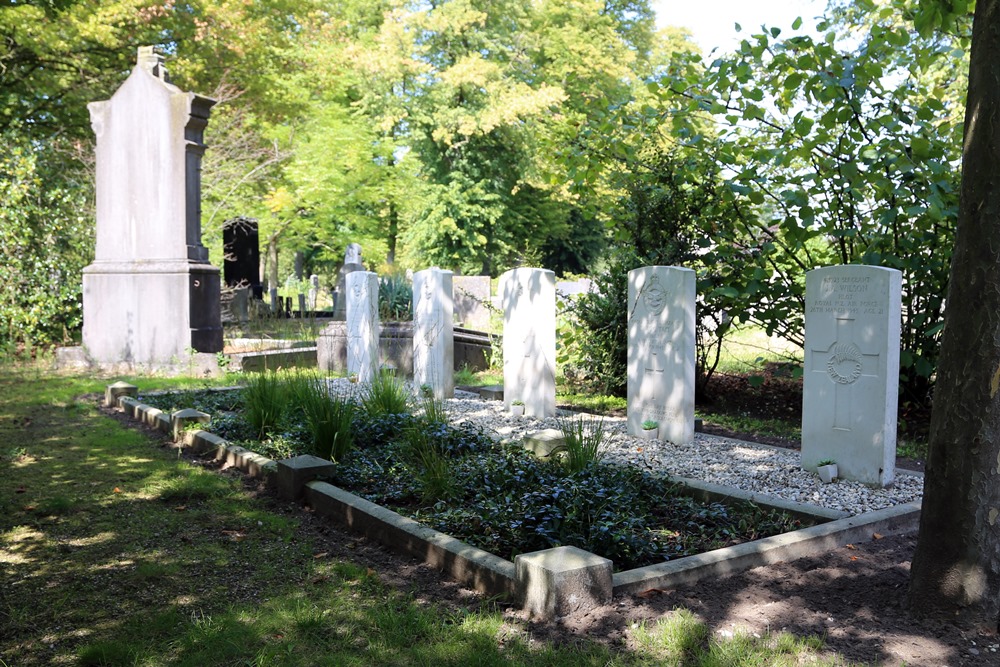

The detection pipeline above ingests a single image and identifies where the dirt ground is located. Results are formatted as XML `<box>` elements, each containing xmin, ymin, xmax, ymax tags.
<box><xmin>248</xmin><ymin>473</ymin><xmax>995</xmax><ymax>667</ymax></box>
<box><xmin>227</xmin><ymin>448</ymin><xmax>991</xmax><ymax>666</ymax></box>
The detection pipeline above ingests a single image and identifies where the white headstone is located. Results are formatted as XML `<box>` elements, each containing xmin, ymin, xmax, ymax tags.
<box><xmin>346</xmin><ymin>271</ymin><xmax>379</xmax><ymax>383</ymax></box>
<box><xmin>413</xmin><ymin>268</ymin><xmax>455</xmax><ymax>399</ymax></box>
<box><xmin>308</xmin><ymin>274</ymin><xmax>320</xmax><ymax>310</ymax></box>
<box><xmin>82</xmin><ymin>47</ymin><xmax>222</xmax><ymax>367</ymax></box>
<box><xmin>802</xmin><ymin>265</ymin><xmax>901</xmax><ymax>487</ymax></box>
<box><xmin>501</xmin><ymin>268</ymin><xmax>556</xmax><ymax>418</ymax></box>
<box><xmin>627</xmin><ymin>266</ymin><xmax>696</xmax><ymax>443</ymax></box>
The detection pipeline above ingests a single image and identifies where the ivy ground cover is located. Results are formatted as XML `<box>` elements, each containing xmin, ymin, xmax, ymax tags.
<box><xmin>143</xmin><ymin>383</ymin><xmax>802</xmax><ymax>571</ymax></box>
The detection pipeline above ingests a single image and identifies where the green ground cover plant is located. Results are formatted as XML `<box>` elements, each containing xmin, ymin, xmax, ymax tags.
<box><xmin>143</xmin><ymin>375</ymin><xmax>802</xmax><ymax>571</ymax></box>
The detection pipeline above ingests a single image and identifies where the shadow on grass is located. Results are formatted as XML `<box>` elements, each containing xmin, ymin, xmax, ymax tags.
<box><xmin>0</xmin><ymin>371</ymin><xmax>626</xmax><ymax>666</ymax></box>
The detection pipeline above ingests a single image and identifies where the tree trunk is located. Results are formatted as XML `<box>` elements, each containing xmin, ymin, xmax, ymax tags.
<box><xmin>387</xmin><ymin>201</ymin><xmax>398</xmax><ymax>266</ymax></box>
<box><xmin>908</xmin><ymin>0</ymin><xmax>1000</xmax><ymax>631</ymax></box>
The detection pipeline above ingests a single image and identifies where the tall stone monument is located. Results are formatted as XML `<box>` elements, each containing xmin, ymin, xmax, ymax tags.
<box><xmin>626</xmin><ymin>266</ymin><xmax>696</xmax><ymax>444</ymax></box>
<box><xmin>501</xmin><ymin>268</ymin><xmax>556</xmax><ymax>418</ymax></box>
<box><xmin>222</xmin><ymin>216</ymin><xmax>262</xmax><ymax>299</ymax></box>
<box><xmin>82</xmin><ymin>47</ymin><xmax>222</xmax><ymax>369</ymax></box>
<box><xmin>333</xmin><ymin>243</ymin><xmax>366</xmax><ymax>320</ymax></box>
<box><xmin>346</xmin><ymin>271</ymin><xmax>380</xmax><ymax>384</ymax></box>
<box><xmin>413</xmin><ymin>267</ymin><xmax>455</xmax><ymax>400</ymax></box>
<box><xmin>802</xmin><ymin>265</ymin><xmax>901</xmax><ymax>487</ymax></box>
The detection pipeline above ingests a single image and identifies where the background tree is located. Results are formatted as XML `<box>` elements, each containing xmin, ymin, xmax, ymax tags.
<box><xmin>908</xmin><ymin>0</ymin><xmax>1000</xmax><ymax>631</ymax></box>
<box><xmin>644</xmin><ymin>0</ymin><xmax>966</xmax><ymax>406</ymax></box>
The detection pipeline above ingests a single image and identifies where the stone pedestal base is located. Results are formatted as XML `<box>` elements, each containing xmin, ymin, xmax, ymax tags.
<box><xmin>277</xmin><ymin>455</ymin><xmax>337</xmax><ymax>502</ymax></box>
<box><xmin>515</xmin><ymin>546</ymin><xmax>612</xmax><ymax>619</ymax></box>
<box><xmin>83</xmin><ymin>260</ymin><xmax>222</xmax><ymax>368</ymax></box>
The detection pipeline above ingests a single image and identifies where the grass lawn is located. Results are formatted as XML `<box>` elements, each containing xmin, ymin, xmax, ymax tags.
<box><xmin>1</xmin><ymin>363</ymin><xmax>844</xmax><ymax>666</ymax></box>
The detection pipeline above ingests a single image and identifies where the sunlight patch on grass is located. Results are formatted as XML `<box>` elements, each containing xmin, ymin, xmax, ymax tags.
<box><xmin>65</xmin><ymin>532</ymin><xmax>118</xmax><ymax>549</ymax></box>
<box><xmin>717</xmin><ymin>325</ymin><xmax>802</xmax><ymax>375</ymax></box>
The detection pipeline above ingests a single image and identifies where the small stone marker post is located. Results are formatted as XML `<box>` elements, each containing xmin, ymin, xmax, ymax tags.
<box><xmin>626</xmin><ymin>266</ymin><xmax>696</xmax><ymax>443</ymax></box>
<box><xmin>413</xmin><ymin>267</ymin><xmax>455</xmax><ymax>399</ymax></box>
<box><xmin>82</xmin><ymin>47</ymin><xmax>222</xmax><ymax>368</ymax></box>
<box><xmin>346</xmin><ymin>271</ymin><xmax>380</xmax><ymax>384</ymax></box>
<box><xmin>308</xmin><ymin>274</ymin><xmax>320</xmax><ymax>311</ymax></box>
<box><xmin>802</xmin><ymin>265</ymin><xmax>901</xmax><ymax>487</ymax></box>
<box><xmin>500</xmin><ymin>268</ymin><xmax>556</xmax><ymax>418</ymax></box>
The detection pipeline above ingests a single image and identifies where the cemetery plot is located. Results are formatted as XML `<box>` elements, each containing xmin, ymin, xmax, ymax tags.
<box><xmin>140</xmin><ymin>385</ymin><xmax>805</xmax><ymax>572</ymax></box>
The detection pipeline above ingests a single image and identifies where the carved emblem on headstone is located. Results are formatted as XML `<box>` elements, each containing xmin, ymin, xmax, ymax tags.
<box><xmin>826</xmin><ymin>342</ymin><xmax>863</xmax><ymax>385</ymax></box>
<box><xmin>641</xmin><ymin>274</ymin><xmax>667</xmax><ymax>314</ymax></box>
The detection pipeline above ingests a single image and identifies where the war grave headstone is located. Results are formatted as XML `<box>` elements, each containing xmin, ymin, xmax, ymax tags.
<box><xmin>346</xmin><ymin>271</ymin><xmax>380</xmax><ymax>383</ymax></box>
<box><xmin>453</xmin><ymin>275</ymin><xmax>492</xmax><ymax>331</ymax></box>
<box><xmin>626</xmin><ymin>266</ymin><xmax>696</xmax><ymax>444</ymax></box>
<box><xmin>413</xmin><ymin>268</ymin><xmax>455</xmax><ymax>399</ymax></box>
<box><xmin>802</xmin><ymin>265</ymin><xmax>901</xmax><ymax>487</ymax></box>
<box><xmin>81</xmin><ymin>46</ymin><xmax>222</xmax><ymax>370</ymax></box>
<box><xmin>500</xmin><ymin>268</ymin><xmax>556</xmax><ymax>418</ymax></box>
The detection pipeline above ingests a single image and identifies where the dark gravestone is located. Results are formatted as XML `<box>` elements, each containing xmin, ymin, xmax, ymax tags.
<box><xmin>223</xmin><ymin>217</ymin><xmax>263</xmax><ymax>299</ymax></box>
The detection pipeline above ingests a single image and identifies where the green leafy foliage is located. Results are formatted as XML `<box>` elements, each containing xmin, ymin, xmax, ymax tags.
<box><xmin>0</xmin><ymin>131</ymin><xmax>91</xmax><ymax>352</ymax></box>
<box><xmin>654</xmin><ymin>7</ymin><xmax>966</xmax><ymax>403</ymax></box>
<box><xmin>137</xmin><ymin>384</ymin><xmax>801</xmax><ymax>570</ymax></box>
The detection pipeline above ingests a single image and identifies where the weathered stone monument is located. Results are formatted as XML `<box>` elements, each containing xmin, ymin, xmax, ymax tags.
<box><xmin>333</xmin><ymin>243</ymin><xmax>366</xmax><ymax>320</ymax></box>
<box><xmin>626</xmin><ymin>266</ymin><xmax>696</xmax><ymax>443</ymax></box>
<box><xmin>413</xmin><ymin>267</ymin><xmax>455</xmax><ymax>399</ymax></box>
<box><xmin>222</xmin><ymin>216</ymin><xmax>262</xmax><ymax>299</ymax></box>
<box><xmin>81</xmin><ymin>47</ymin><xmax>221</xmax><ymax>370</ymax></box>
<box><xmin>802</xmin><ymin>265</ymin><xmax>901</xmax><ymax>487</ymax></box>
<box><xmin>501</xmin><ymin>268</ymin><xmax>556</xmax><ymax>418</ymax></box>
<box><xmin>346</xmin><ymin>271</ymin><xmax>379</xmax><ymax>383</ymax></box>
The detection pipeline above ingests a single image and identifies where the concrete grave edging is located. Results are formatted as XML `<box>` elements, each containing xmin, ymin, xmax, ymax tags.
<box><xmin>108</xmin><ymin>382</ymin><xmax>923</xmax><ymax>620</ymax></box>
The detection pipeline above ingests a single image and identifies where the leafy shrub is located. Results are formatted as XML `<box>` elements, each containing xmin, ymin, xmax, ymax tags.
<box><xmin>0</xmin><ymin>131</ymin><xmax>91</xmax><ymax>353</ymax></box>
<box><xmin>360</xmin><ymin>371</ymin><xmax>412</xmax><ymax>418</ymax></box>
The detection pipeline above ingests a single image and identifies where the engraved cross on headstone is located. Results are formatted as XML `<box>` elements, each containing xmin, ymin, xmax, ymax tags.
<box><xmin>809</xmin><ymin>316</ymin><xmax>881</xmax><ymax>430</ymax></box>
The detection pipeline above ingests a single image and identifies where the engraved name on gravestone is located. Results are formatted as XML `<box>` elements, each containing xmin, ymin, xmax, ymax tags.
<box><xmin>346</xmin><ymin>271</ymin><xmax>380</xmax><ymax>384</ymax></box>
<box><xmin>82</xmin><ymin>47</ymin><xmax>222</xmax><ymax>367</ymax></box>
<box><xmin>626</xmin><ymin>266</ymin><xmax>696</xmax><ymax>444</ymax></box>
<box><xmin>501</xmin><ymin>268</ymin><xmax>556</xmax><ymax>418</ymax></box>
<box><xmin>802</xmin><ymin>265</ymin><xmax>901</xmax><ymax>487</ymax></box>
<box><xmin>413</xmin><ymin>268</ymin><xmax>455</xmax><ymax>400</ymax></box>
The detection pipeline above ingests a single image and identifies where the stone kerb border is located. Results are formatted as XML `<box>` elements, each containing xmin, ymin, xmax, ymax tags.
<box><xmin>106</xmin><ymin>382</ymin><xmax>923</xmax><ymax>621</ymax></box>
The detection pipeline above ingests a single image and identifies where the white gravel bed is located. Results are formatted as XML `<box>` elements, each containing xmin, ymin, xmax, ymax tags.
<box><xmin>326</xmin><ymin>379</ymin><xmax>923</xmax><ymax>516</ymax></box>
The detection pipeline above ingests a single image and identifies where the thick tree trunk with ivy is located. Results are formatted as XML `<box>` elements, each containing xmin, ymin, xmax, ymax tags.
<box><xmin>908</xmin><ymin>0</ymin><xmax>1000</xmax><ymax>631</ymax></box>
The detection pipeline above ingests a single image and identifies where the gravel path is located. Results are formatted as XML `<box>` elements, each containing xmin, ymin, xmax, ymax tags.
<box><xmin>327</xmin><ymin>379</ymin><xmax>923</xmax><ymax>516</ymax></box>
